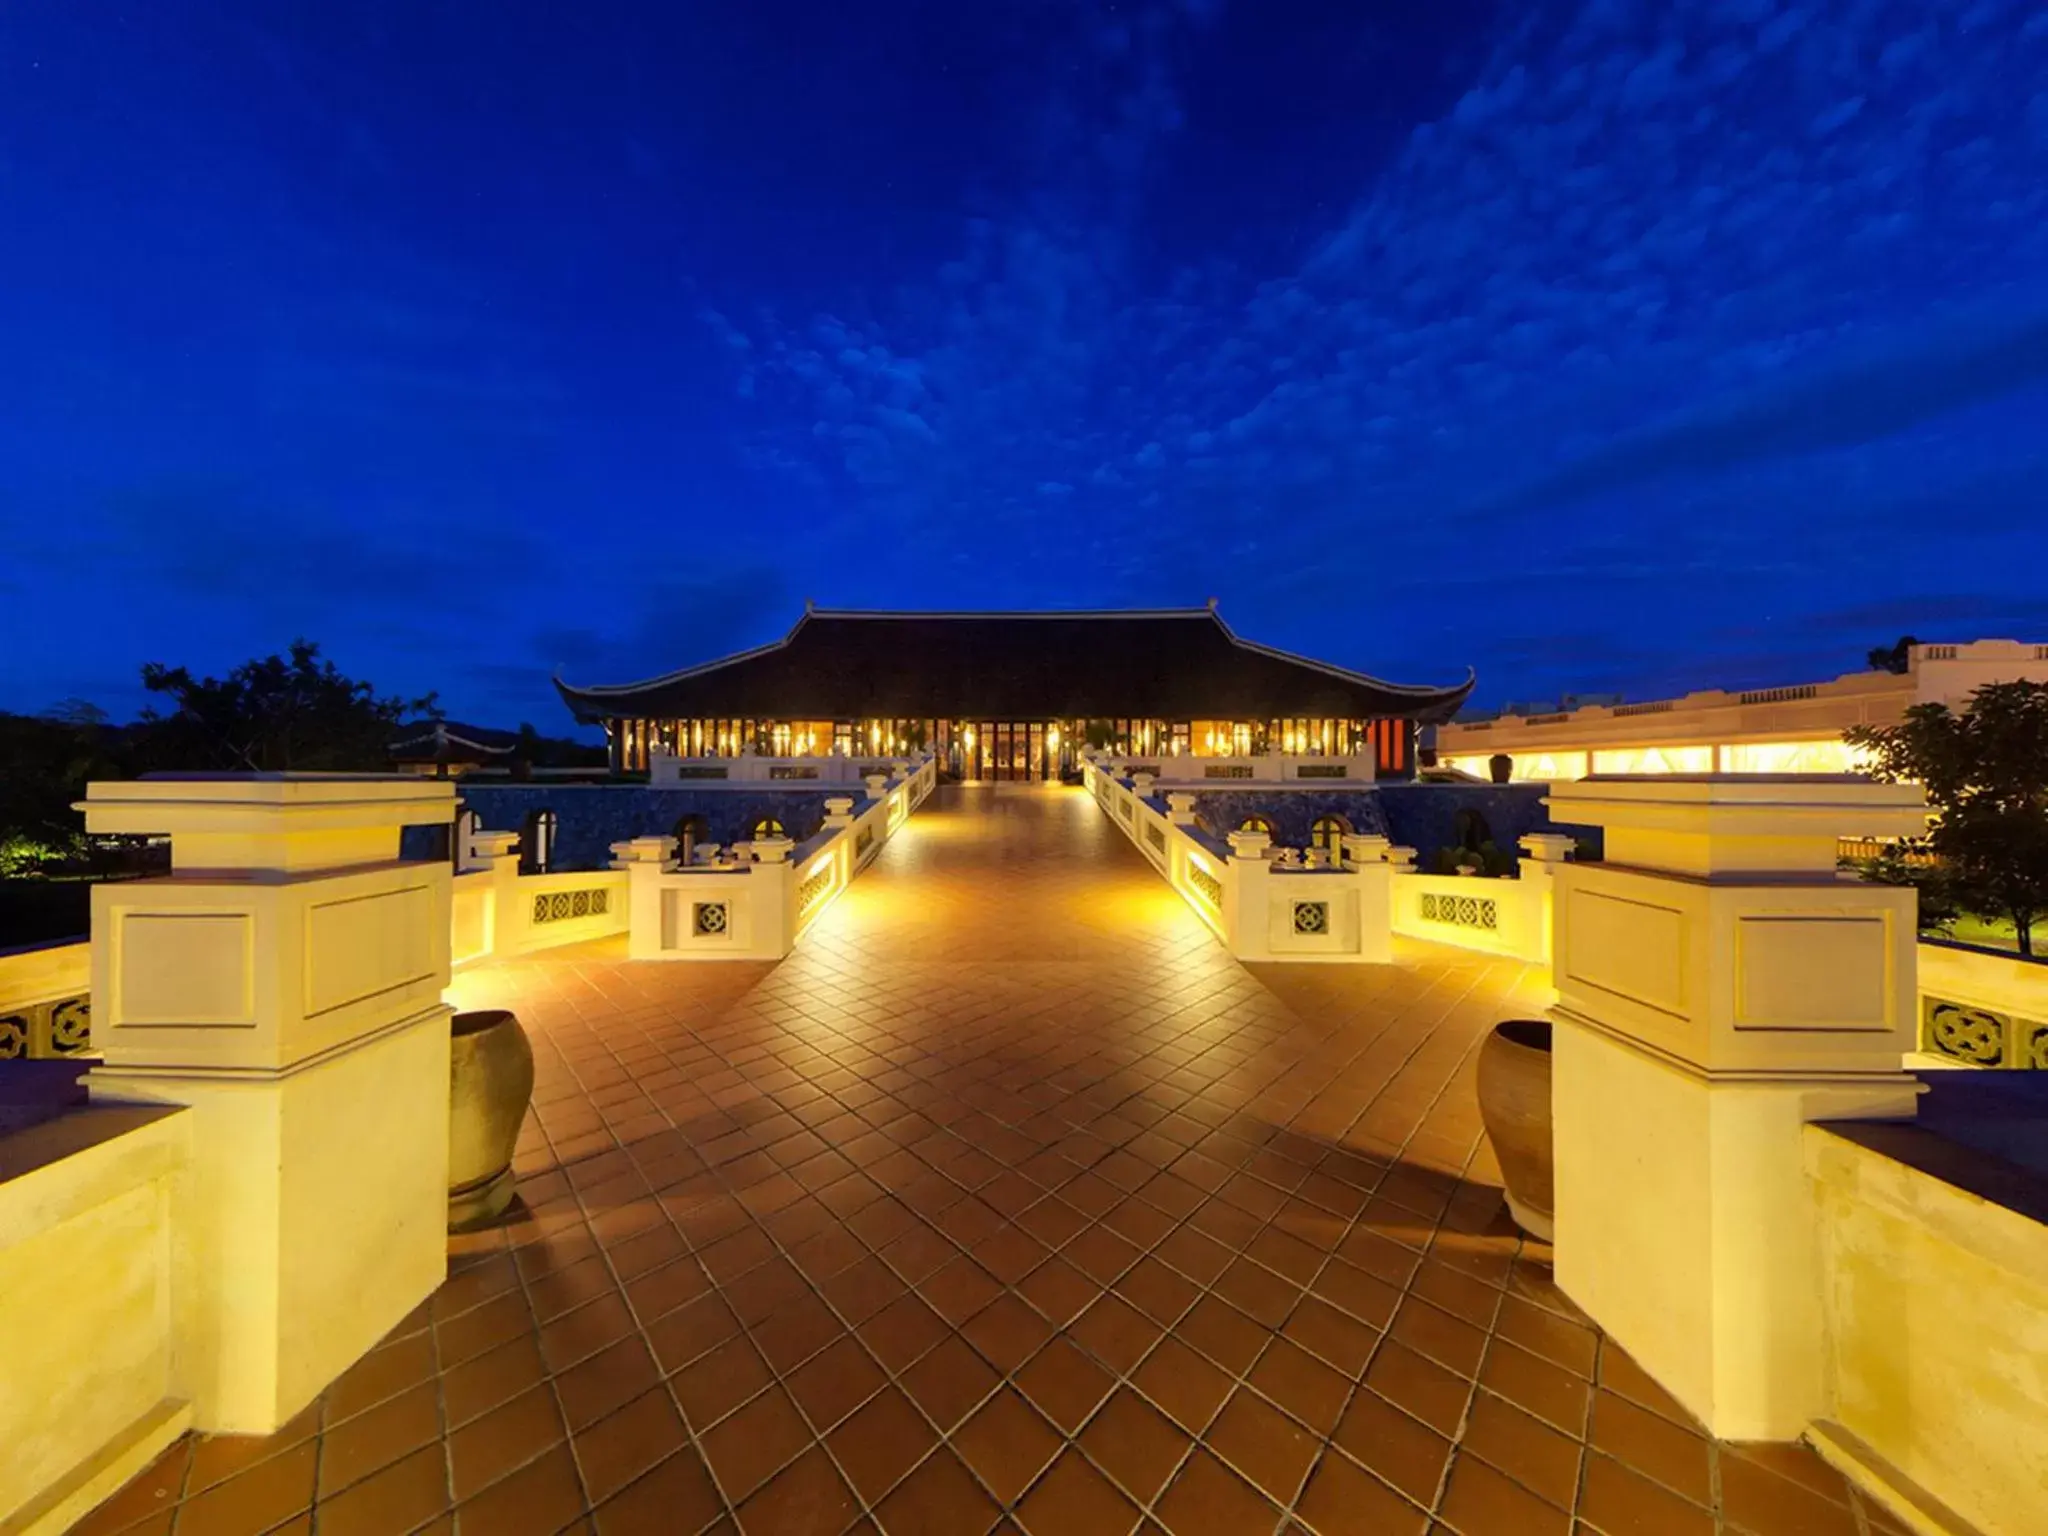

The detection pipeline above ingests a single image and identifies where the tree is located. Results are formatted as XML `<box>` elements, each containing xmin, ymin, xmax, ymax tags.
<box><xmin>1847</xmin><ymin>681</ymin><xmax>2048</xmax><ymax>956</ymax></box>
<box><xmin>135</xmin><ymin>640</ymin><xmax>437</xmax><ymax>773</ymax></box>
<box><xmin>0</xmin><ymin>709</ymin><xmax>125</xmax><ymax>861</ymax></box>
<box><xmin>1866</xmin><ymin>635</ymin><xmax>1919</xmax><ymax>674</ymax></box>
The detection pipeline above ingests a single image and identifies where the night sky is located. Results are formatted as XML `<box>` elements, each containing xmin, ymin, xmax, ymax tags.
<box><xmin>4</xmin><ymin>1</ymin><xmax>2046</xmax><ymax>729</ymax></box>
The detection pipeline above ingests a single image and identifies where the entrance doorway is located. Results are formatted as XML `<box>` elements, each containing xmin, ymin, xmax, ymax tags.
<box><xmin>956</xmin><ymin>721</ymin><xmax>1063</xmax><ymax>782</ymax></box>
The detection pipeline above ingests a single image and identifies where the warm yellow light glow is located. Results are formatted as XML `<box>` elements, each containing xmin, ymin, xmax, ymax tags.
<box><xmin>1046</xmin><ymin>727</ymin><xmax>1060</xmax><ymax>749</ymax></box>
<box><xmin>1722</xmin><ymin>739</ymin><xmax>1869</xmax><ymax>773</ymax></box>
<box><xmin>1590</xmin><ymin>745</ymin><xmax>1715</xmax><ymax>775</ymax></box>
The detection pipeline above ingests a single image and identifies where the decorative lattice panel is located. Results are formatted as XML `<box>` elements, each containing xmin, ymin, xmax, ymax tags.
<box><xmin>1419</xmin><ymin>891</ymin><xmax>1499</xmax><ymax>931</ymax></box>
<box><xmin>532</xmin><ymin>888</ymin><xmax>611</xmax><ymax>925</ymax></box>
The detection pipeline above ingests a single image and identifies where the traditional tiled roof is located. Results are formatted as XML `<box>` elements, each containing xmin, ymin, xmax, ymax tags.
<box><xmin>388</xmin><ymin>721</ymin><xmax>519</xmax><ymax>764</ymax></box>
<box><xmin>554</xmin><ymin>607</ymin><xmax>1474</xmax><ymax>723</ymax></box>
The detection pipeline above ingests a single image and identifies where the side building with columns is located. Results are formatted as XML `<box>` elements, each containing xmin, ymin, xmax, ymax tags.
<box><xmin>1435</xmin><ymin>638</ymin><xmax>2048</xmax><ymax>782</ymax></box>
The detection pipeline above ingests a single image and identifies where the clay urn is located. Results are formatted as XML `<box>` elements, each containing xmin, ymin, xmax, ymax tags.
<box><xmin>448</xmin><ymin>1009</ymin><xmax>535</xmax><ymax>1231</ymax></box>
<box><xmin>1476</xmin><ymin>1019</ymin><xmax>1553</xmax><ymax>1240</ymax></box>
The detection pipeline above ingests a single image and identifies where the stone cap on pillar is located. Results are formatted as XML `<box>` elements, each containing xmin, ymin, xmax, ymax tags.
<box><xmin>1342</xmin><ymin>832</ymin><xmax>1392</xmax><ymax>866</ymax></box>
<box><xmin>611</xmin><ymin>836</ymin><xmax>677</xmax><ymax>869</ymax></box>
<box><xmin>1226</xmin><ymin>828</ymin><xmax>1272</xmax><ymax>863</ymax></box>
<box><xmin>1544</xmin><ymin>775</ymin><xmax>1927</xmax><ymax>878</ymax></box>
<box><xmin>79</xmin><ymin>774</ymin><xmax>457</xmax><ymax>875</ymax></box>
<box><xmin>1518</xmin><ymin>832</ymin><xmax>1577</xmax><ymax>864</ymax></box>
<box><xmin>465</xmin><ymin>829</ymin><xmax>520</xmax><ymax>861</ymax></box>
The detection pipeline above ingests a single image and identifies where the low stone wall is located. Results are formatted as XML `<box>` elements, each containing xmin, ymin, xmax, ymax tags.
<box><xmin>1915</xmin><ymin>937</ymin><xmax>2048</xmax><ymax>1070</ymax></box>
<box><xmin>1806</xmin><ymin>1121</ymin><xmax>2048</xmax><ymax>1535</ymax></box>
<box><xmin>0</xmin><ymin>939</ymin><xmax>93</xmax><ymax>1063</ymax></box>
<box><xmin>0</xmin><ymin>1106</ymin><xmax>195</xmax><ymax>1534</ymax></box>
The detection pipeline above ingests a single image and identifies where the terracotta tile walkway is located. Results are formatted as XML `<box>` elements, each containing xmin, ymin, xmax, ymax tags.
<box><xmin>76</xmin><ymin>787</ymin><xmax>1908</xmax><ymax>1536</ymax></box>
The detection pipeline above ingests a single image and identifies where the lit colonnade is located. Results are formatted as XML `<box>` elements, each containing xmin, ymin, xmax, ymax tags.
<box><xmin>1435</xmin><ymin>639</ymin><xmax>2048</xmax><ymax>783</ymax></box>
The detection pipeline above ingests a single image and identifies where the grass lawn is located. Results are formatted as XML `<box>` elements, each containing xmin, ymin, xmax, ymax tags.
<box><xmin>1939</xmin><ymin>911</ymin><xmax>2031</xmax><ymax>957</ymax></box>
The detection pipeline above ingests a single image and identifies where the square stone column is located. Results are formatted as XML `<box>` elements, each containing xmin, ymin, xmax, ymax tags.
<box><xmin>1342</xmin><ymin>834</ymin><xmax>1395</xmax><ymax>964</ymax></box>
<box><xmin>613</xmin><ymin>837</ymin><xmax>678</xmax><ymax>961</ymax></box>
<box><xmin>1544</xmin><ymin>775</ymin><xmax>1928</xmax><ymax>1440</ymax></box>
<box><xmin>78</xmin><ymin>775</ymin><xmax>458</xmax><ymax>1434</ymax></box>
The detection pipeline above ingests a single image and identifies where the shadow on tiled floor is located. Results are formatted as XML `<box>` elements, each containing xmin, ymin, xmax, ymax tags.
<box><xmin>73</xmin><ymin>788</ymin><xmax>1909</xmax><ymax>1535</ymax></box>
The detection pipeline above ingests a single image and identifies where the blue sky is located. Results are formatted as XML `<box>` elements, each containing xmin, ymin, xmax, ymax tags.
<box><xmin>3</xmin><ymin>0</ymin><xmax>2046</xmax><ymax>726</ymax></box>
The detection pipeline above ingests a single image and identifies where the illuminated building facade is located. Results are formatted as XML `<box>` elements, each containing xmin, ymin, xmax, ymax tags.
<box><xmin>555</xmin><ymin>605</ymin><xmax>1474</xmax><ymax>782</ymax></box>
<box><xmin>1435</xmin><ymin>639</ymin><xmax>2048</xmax><ymax>781</ymax></box>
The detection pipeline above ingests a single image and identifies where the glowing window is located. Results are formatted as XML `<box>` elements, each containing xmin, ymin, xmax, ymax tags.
<box><xmin>1310</xmin><ymin>815</ymin><xmax>1350</xmax><ymax>856</ymax></box>
<box><xmin>751</xmin><ymin>816</ymin><xmax>787</xmax><ymax>840</ymax></box>
<box><xmin>521</xmin><ymin>809</ymin><xmax>557</xmax><ymax>875</ymax></box>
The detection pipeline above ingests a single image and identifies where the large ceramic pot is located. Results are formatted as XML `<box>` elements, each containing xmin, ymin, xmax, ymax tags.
<box><xmin>448</xmin><ymin>1009</ymin><xmax>535</xmax><ymax>1232</ymax></box>
<box><xmin>1476</xmin><ymin>1019</ymin><xmax>1554</xmax><ymax>1240</ymax></box>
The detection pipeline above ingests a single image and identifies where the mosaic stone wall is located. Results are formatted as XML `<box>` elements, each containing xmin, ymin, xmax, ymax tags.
<box><xmin>1163</xmin><ymin>783</ymin><xmax>1601</xmax><ymax>867</ymax></box>
<box><xmin>1373</xmin><ymin>783</ymin><xmax>1601</xmax><ymax>864</ymax></box>
<box><xmin>453</xmin><ymin>785</ymin><xmax>868</xmax><ymax>872</ymax></box>
<box><xmin>1177</xmin><ymin>790</ymin><xmax>1393</xmax><ymax>849</ymax></box>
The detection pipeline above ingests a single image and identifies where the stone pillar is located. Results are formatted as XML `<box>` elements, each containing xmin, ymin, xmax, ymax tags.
<box><xmin>1517</xmin><ymin>832</ymin><xmax>1576</xmax><ymax>865</ymax></box>
<box><xmin>464</xmin><ymin>830</ymin><xmax>522</xmax><ymax>959</ymax></box>
<box><xmin>1131</xmin><ymin>771</ymin><xmax>1156</xmax><ymax>797</ymax></box>
<box><xmin>1545</xmin><ymin>776</ymin><xmax>1928</xmax><ymax>1440</ymax></box>
<box><xmin>1226</xmin><ymin>828</ymin><xmax>1272</xmax><ymax>863</ymax></box>
<box><xmin>1341</xmin><ymin>833</ymin><xmax>1391</xmax><ymax>867</ymax></box>
<box><xmin>1516</xmin><ymin>832</ymin><xmax>1576</xmax><ymax>979</ymax></box>
<box><xmin>1343</xmin><ymin>834</ymin><xmax>1395</xmax><ymax>964</ymax></box>
<box><xmin>823</xmin><ymin>796</ymin><xmax>856</xmax><ymax>829</ymax></box>
<box><xmin>1165</xmin><ymin>792</ymin><xmax>1198</xmax><ymax>827</ymax></box>
<box><xmin>79</xmin><ymin>775</ymin><xmax>457</xmax><ymax>1434</ymax></box>
<box><xmin>1221</xmin><ymin>829</ymin><xmax>1272</xmax><ymax>958</ymax></box>
<box><xmin>863</xmin><ymin>773</ymin><xmax>890</xmax><ymax>803</ymax></box>
<box><xmin>459</xmin><ymin>825</ymin><xmax>518</xmax><ymax>874</ymax></box>
<box><xmin>614</xmin><ymin>837</ymin><xmax>677</xmax><ymax>961</ymax></box>
<box><xmin>752</xmin><ymin>834</ymin><xmax>794</xmax><ymax>864</ymax></box>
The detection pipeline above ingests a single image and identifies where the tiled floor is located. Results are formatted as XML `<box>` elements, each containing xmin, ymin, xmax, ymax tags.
<box><xmin>75</xmin><ymin>786</ymin><xmax>1911</xmax><ymax>1535</ymax></box>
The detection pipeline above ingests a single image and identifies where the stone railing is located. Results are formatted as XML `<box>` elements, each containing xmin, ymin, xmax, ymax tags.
<box><xmin>1082</xmin><ymin>760</ymin><xmax>1393</xmax><ymax>963</ymax></box>
<box><xmin>0</xmin><ymin>939</ymin><xmax>93</xmax><ymax>1061</ymax></box>
<box><xmin>1390</xmin><ymin>869</ymin><xmax>1550</xmax><ymax>963</ymax></box>
<box><xmin>616</xmin><ymin>754</ymin><xmax>936</xmax><ymax>961</ymax></box>
<box><xmin>1913</xmin><ymin>939</ymin><xmax>2048</xmax><ymax>1070</ymax></box>
<box><xmin>1101</xmin><ymin>750</ymin><xmax>1377</xmax><ymax>785</ymax></box>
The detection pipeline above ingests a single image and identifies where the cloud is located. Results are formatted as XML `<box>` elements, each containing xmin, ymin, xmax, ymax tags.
<box><xmin>706</xmin><ymin>0</ymin><xmax>2048</xmax><ymax>629</ymax></box>
<box><xmin>1478</xmin><ymin>308</ymin><xmax>2048</xmax><ymax>517</ymax></box>
<box><xmin>537</xmin><ymin>567</ymin><xmax>793</xmax><ymax>690</ymax></box>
